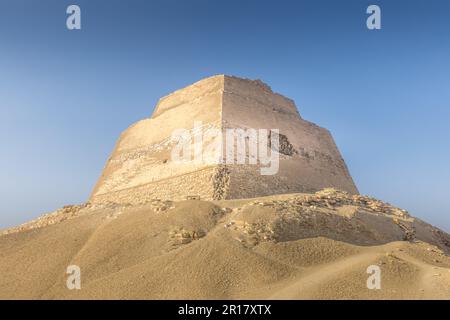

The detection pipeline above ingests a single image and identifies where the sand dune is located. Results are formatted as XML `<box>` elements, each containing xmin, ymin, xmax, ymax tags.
<box><xmin>1</xmin><ymin>189</ymin><xmax>449</xmax><ymax>299</ymax></box>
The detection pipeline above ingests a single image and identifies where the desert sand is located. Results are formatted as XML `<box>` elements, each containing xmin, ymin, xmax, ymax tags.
<box><xmin>1</xmin><ymin>188</ymin><xmax>449</xmax><ymax>300</ymax></box>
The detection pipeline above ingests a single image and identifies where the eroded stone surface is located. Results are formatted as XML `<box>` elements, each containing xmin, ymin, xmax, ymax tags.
<box><xmin>90</xmin><ymin>75</ymin><xmax>358</xmax><ymax>204</ymax></box>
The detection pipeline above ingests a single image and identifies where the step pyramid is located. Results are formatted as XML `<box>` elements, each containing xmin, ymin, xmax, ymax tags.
<box><xmin>90</xmin><ymin>75</ymin><xmax>358</xmax><ymax>204</ymax></box>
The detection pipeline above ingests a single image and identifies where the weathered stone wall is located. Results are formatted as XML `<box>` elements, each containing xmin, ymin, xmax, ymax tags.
<box><xmin>90</xmin><ymin>75</ymin><xmax>358</xmax><ymax>204</ymax></box>
<box><xmin>90</xmin><ymin>76</ymin><xmax>224</xmax><ymax>201</ymax></box>
<box><xmin>221</xmin><ymin>75</ymin><xmax>358</xmax><ymax>197</ymax></box>
<box><xmin>91</xmin><ymin>166</ymin><xmax>219</xmax><ymax>204</ymax></box>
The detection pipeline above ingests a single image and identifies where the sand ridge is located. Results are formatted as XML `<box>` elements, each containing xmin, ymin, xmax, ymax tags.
<box><xmin>0</xmin><ymin>189</ymin><xmax>449</xmax><ymax>299</ymax></box>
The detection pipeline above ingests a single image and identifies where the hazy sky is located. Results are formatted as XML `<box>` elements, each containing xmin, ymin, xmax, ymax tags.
<box><xmin>0</xmin><ymin>0</ymin><xmax>449</xmax><ymax>232</ymax></box>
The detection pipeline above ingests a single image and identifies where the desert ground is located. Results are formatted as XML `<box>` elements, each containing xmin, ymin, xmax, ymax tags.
<box><xmin>1</xmin><ymin>188</ymin><xmax>449</xmax><ymax>299</ymax></box>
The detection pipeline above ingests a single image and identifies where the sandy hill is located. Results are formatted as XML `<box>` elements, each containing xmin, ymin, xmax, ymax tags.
<box><xmin>1</xmin><ymin>188</ymin><xmax>449</xmax><ymax>299</ymax></box>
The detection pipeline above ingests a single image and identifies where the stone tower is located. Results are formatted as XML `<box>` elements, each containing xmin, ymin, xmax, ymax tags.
<box><xmin>90</xmin><ymin>75</ymin><xmax>358</xmax><ymax>204</ymax></box>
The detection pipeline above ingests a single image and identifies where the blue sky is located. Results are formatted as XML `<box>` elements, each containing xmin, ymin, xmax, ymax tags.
<box><xmin>0</xmin><ymin>0</ymin><xmax>449</xmax><ymax>231</ymax></box>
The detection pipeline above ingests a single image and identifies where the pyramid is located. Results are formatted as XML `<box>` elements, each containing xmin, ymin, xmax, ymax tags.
<box><xmin>90</xmin><ymin>75</ymin><xmax>358</xmax><ymax>204</ymax></box>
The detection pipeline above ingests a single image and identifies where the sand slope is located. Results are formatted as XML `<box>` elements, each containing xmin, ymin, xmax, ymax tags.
<box><xmin>1</xmin><ymin>189</ymin><xmax>449</xmax><ymax>299</ymax></box>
